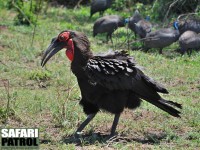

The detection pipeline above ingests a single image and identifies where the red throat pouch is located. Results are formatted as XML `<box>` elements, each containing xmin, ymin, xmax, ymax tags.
<box><xmin>66</xmin><ymin>39</ymin><xmax>74</xmax><ymax>61</ymax></box>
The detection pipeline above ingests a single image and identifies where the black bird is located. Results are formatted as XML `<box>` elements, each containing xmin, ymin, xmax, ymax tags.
<box><xmin>128</xmin><ymin>10</ymin><xmax>152</xmax><ymax>39</ymax></box>
<box><xmin>41</xmin><ymin>30</ymin><xmax>182</xmax><ymax>137</ymax></box>
<box><xmin>90</xmin><ymin>0</ymin><xmax>113</xmax><ymax>18</ymax></box>
<box><xmin>179</xmin><ymin>30</ymin><xmax>200</xmax><ymax>55</ymax></box>
<box><xmin>174</xmin><ymin>18</ymin><xmax>200</xmax><ymax>34</ymax></box>
<box><xmin>143</xmin><ymin>28</ymin><xmax>180</xmax><ymax>54</ymax></box>
<box><xmin>93</xmin><ymin>15</ymin><xmax>127</xmax><ymax>43</ymax></box>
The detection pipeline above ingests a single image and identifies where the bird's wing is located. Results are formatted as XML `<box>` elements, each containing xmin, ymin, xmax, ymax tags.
<box><xmin>85</xmin><ymin>52</ymin><xmax>168</xmax><ymax>94</ymax></box>
<box><xmin>137</xmin><ymin>20</ymin><xmax>151</xmax><ymax>32</ymax></box>
<box><xmin>95</xmin><ymin>50</ymin><xmax>136</xmax><ymax>63</ymax></box>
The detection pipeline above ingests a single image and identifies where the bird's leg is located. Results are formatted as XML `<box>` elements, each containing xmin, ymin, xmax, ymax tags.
<box><xmin>110</xmin><ymin>34</ymin><xmax>113</xmax><ymax>44</ymax></box>
<box><xmin>110</xmin><ymin>113</ymin><xmax>120</xmax><ymax>136</ymax></box>
<box><xmin>106</xmin><ymin>34</ymin><xmax>109</xmax><ymax>43</ymax></box>
<box><xmin>75</xmin><ymin>113</ymin><xmax>96</xmax><ymax>137</ymax></box>
<box><xmin>159</xmin><ymin>48</ymin><xmax>163</xmax><ymax>54</ymax></box>
<box><xmin>99</xmin><ymin>11</ymin><xmax>104</xmax><ymax>17</ymax></box>
<box><xmin>144</xmin><ymin>47</ymin><xmax>149</xmax><ymax>52</ymax></box>
<box><xmin>180</xmin><ymin>48</ymin><xmax>185</xmax><ymax>55</ymax></box>
<box><xmin>134</xmin><ymin>33</ymin><xmax>137</xmax><ymax>40</ymax></box>
<box><xmin>187</xmin><ymin>49</ymin><xmax>192</xmax><ymax>56</ymax></box>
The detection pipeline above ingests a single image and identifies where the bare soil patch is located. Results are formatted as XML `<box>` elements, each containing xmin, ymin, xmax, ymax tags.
<box><xmin>0</xmin><ymin>25</ymin><xmax>8</xmax><ymax>31</ymax></box>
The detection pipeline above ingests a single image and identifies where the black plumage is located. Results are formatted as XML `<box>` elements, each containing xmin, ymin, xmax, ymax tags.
<box><xmin>93</xmin><ymin>15</ymin><xmax>126</xmax><ymax>42</ymax></box>
<box><xmin>90</xmin><ymin>0</ymin><xmax>113</xmax><ymax>18</ymax></box>
<box><xmin>143</xmin><ymin>28</ymin><xmax>180</xmax><ymax>54</ymax></box>
<box><xmin>41</xmin><ymin>30</ymin><xmax>182</xmax><ymax>137</ymax></box>
<box><xmin>128</xmin><ymin>10</ymin><xmax>152</xmax><ymax>39</ymax></box>
<box><xmin>179</xmin><ymin>30</ymin><xmax>200</xmax><ymax>55</ymax></box>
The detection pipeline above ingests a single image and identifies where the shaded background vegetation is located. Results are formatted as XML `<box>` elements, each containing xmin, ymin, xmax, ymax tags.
<box><xmin>2</xmin><ymin>0</ymin><xmax>200</xmax><ymax>26</ymax></box>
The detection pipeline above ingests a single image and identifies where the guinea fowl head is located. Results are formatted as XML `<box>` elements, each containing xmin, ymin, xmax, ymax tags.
<box><xmin>41</xmin><ymin>30</ymin><xmax>93</xmax><ymax>67</ymax></box>
<box><xmin>173</xmin><ymin>21</ymin><xmax>179</xmax><ymax>30</ymax></box>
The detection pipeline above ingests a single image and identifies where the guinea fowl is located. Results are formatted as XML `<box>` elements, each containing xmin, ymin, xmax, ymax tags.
<box><xmin>93</xmin><ymin>15</ymin><xmax>127</xmax><ymax>43</ymax></box>
<box><xmin>41</xmin><ymin>30</ymin><xmax>182</xmax><ymax>137</ymax></box>
<box><xmin>128</xmin><ymin>10</ymin><xmax>142</xmax><ymax>38</ymax></box>
<box><xmin>90</xmin><ymin>0</ymin><xmax>113</xmax><ymax>18</ymax></box>
<box><xmin>134</xmin><ymin>19</ymin><xmax>152</xmax><ymax>38</ymax></box>
<box><xmin>174</xmin><ymin>18</ymin><xmax>200</xmax><ymax>34</ymax></box>
<box><xmin>128</xmin><ymin>10</ymin><xmax>152</xmax><ymax>39</ymax></box>
<box><xmin>143</xmin><ymin>28</ymin><xmax>180</xmax><ymax>54</ymax></box>
<box><xmin>179</xmin><ymin>30</ymin><xmax>200</xmax><ymax>55</ymax></box>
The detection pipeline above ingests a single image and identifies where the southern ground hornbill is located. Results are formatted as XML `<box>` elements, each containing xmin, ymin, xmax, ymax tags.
<box><xmin>41</xmin><ymin>30</ymin><xmax>182</xmax><ymax>137</ymax></box>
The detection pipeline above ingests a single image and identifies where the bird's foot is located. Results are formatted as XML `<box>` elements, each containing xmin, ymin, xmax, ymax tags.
<box><xmin>105</xmin><ymin>132</ymin><xmax>118</xmax><ymax>141</ymax></box>
<box><xmin>102</xmin><ymin>40</ymin><xmax>108</xmax><ymax>44</ymax></box>
<box><xmin>74</xmin><ymin>132</ymin><xmax>83</xmax><ymax>139</ymax></box>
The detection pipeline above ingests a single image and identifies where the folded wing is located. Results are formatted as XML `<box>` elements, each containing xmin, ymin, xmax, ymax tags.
<box><xmin>85</xmin><ymin>51</ymin><xmax>168</xmax><ymax>95</ymax></box>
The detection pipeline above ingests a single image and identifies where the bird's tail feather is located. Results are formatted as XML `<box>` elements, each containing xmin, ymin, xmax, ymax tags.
<box><xmin>148</xmin><ymin>98</ymin><xmax>182</xmax><ymax>117</ymax></box>
<box><xmin>159</xmin><ymin>98</ymin><xmax>182</xmax><ymax>109</ymax></box>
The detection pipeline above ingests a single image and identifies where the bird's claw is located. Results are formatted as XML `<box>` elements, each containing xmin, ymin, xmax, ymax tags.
<box><xmin>106</xmin><ymin>132</ymin><xmax>118</xmax><ymax>141</ymax></box>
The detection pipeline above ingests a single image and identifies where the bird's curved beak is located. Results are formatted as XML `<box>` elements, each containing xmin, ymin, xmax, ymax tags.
<box><xmin>41</xmin><ymin>38</ymin><xmax>66</xmax><ymax>67</ymax></box>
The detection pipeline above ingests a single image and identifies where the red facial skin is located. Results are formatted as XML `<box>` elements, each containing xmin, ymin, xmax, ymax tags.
<box><xmin>58</xmin><ymin>32</ymin><xmax>74</xmax><ymax>61</ymax></box>
<box><xmin>66</xmin><ymin>39</ymin><xmax>74</xmax><ymax>61</ymax></box>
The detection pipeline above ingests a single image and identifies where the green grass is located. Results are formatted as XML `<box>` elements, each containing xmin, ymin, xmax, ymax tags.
<box><xmin>0</xmin><ymin>5</ymin><xmax>200</xmax><ymax>150</ymax></box>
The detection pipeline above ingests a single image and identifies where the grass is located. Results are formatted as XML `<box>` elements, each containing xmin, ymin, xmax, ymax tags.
<box><xmin>0</xmin><ymin>5</ymin><xmax>200</xmax><ymax>150</ymax></box>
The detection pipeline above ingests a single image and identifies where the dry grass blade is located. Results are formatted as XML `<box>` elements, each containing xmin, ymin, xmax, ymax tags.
<box><xmin>0</xmin><ymin>79</ymin><xmax>10</xmax><ymax>125</ymax></box>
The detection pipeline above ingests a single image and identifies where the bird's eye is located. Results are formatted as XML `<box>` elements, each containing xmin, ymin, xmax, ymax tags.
<box><xmin>58</xmin><ymin>32</ymin><xmax>70</xmax><ymax>42</ymax></box>
<box><xmin>59</xmin><ymin>35</ymin><xmax>66</xmax><ymax>41</ymax></box>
